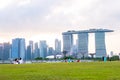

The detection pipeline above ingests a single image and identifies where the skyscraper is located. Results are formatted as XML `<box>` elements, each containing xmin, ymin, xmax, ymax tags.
<box><xmin>62</xmin><ymin>34</ymin><xmax>73</xmax><ymax>53</ymax></box>
<box><xmin>95</xmin><ymin>32</ymin><xmax>106</xmax><ymax>57</ymax></box>
<box><xmin>62</xmin><ymin>29</ymin><xmax>113</xmax><ymax>58</ymax></box>
<box><xmin>20</xmin><ymin>39</ymin><xmax>26</xmax><ymax>60</ymax></box>
<box><xmin>26</xmin><ymin>45</ymin><xmax>32</xmax><ymax>61</ymax></box>
<box><xmin>26</xmin><ymin>41</ymin><xmax>34</xmax><ymax>61</ymax></box>
<box><xmin>0</xmin><ymin>44</ymin><xmax>3</xmax><ymax>60</ymax></box>
<box><xmin>48</xmin><ymin>47</ymin><xmax>54</xmax><ymax>55</ymax></box>
<box><xmin>3</xmin><ymin>42</ymin><xmax>11</xmax><ymax>60</ymax></box>
<box><xmin>39</xmin><ymin>40</ymin><xmax>47</xmax><ymax>58</ymax></box>
<box><xmin>11</xmin><ymin>38</ymin><xmax>25</xmax><ymax>60</ymax></box>
<box><xmin>78</xmin><ymin>33</ymin><xmax>88</xmax><ymax>58</ymax></box>
<box><xmin>29</xmin><ymin>41</ymin><xmax>34</xmax><ymax>59</ymax></box>
<box><xmin>34</xmin><ymin>42</ymin><xmax>40</xmax><ymax>58</ymax></box>
<box><xmin>55</xmin><ymin>39</ymin><xmax>61</xmax><ymax>54</ymax></box>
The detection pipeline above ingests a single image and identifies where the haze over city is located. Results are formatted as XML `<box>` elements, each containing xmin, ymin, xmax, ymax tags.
<box><xmin>0</xmin><ymin>0</ymin><xmax>120</xmax><ymax>54</ymax></box>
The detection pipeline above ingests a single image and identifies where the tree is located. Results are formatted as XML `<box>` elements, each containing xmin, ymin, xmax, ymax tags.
<box><xmin>110</xmin><ymin>56</ymin><xmax>119</xmax><ymax>61</ymax></box>
<box><xmin>34</xmin><ymin>57</ymin><xmax>43</xmax><ymax>60</ymax></box>
<box><xmin>63</xmin><ymin>56</ymin><xmax>74</xmax><ymax>60</ymax></box>
<box><xmin>63</xmin><ymin>50</ymin><xmax>67</xmax><ymax>57</ymax></box>
<box><xmin>89</xmin><ymin>53</ymin><xmax>95</xmax><ymax>59</ymax></box>
<box><xmin>80</xmin><ymin>52</ymin><xmax>86</xmax><ymax>59</ymax></box>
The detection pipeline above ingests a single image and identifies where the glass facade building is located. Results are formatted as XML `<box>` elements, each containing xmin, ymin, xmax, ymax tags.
<box><xmin>0</xmin><ymin>44</ymin><xmax>3</xmax><ymax>60</ymax></box>
<box><xmin>26</xmin><ymin>45</ymin><xmax>32</xmax><ymax>61</ymax></box>
<box><xmin>39</xmin><ymin>41</ymin><xmax>47</xmax><ymax>58</ymax></box>
<box><xmin>63</xmin><ymin>34</ymin><xmax>73</xmax><ymax>53</ymax></box>
<box><xmin>95</xmin><ymin>32</ymin><xmax>106</xmax><ymax>57</ymax></box>
<box><xmin>11</xmin><ymin>39</ymin><xmax>19</xmax><ymax>59</ymax></box>
<box><xmin>55</xmin><ymin>39</ymin><xmax>61</xmax><ymax>54</ymax></box>
<box><xmin>29</xmin><ymin>41</ymin><xmax>34</xmax><ymax>59</ymax></box>
<box><xmin>34</xmin><ymin>42</ymin><xmax>40</xmax><ymax>58</ymax></box>
<box><xmin>78</xmin><ymin>33</ymin><xmax>88</xmax><ymax>58</ymax></box>
<box><xmin>11</xmin><ymin>38</ymin><xmax>25</xmax><ymax>60</ymax></box>
<box><xmin>3</xmin><ymin>43</ymin><xmax>11</xmax><ymax>60</ymax></box>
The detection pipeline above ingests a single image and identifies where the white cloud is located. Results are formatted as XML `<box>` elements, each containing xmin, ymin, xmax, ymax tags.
<box><xmin>0</xmin><ymin>0</ymin><xmax>31</xmax><ymax>9</ymax></box>
<box><xmin>0</xmin><ymin>0</ymin><xmax>13</xmax><ymax>9</ymax></box>
<box><xmin>1</xmin><ymin>0</ymin><xmax>120</xmax><ymax>33</ymax></box>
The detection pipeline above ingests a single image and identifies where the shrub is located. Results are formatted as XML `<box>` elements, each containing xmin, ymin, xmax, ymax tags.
<box><xmin>110</xmin><ymin>56</ymin><xmax>119</xmax><ymax>61</ymax></box>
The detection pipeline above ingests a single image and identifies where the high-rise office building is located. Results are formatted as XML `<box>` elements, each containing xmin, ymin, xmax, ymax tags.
<box><xmin>55</xmin><ymin>39</ymin><xmax>61</xmax><ymax>54</ymax></box>
<box><xmin>0</xmin><ymin>44</ymin><xmax>3</xmax><ymax>60</ymax></box>
<box><xmin>20</xmin><ymin>39</ymin><xmax>26</xmax><ymax>60</ymax></box>
<box><xmin>62</xmin><ymin>34</ymin><xmax>73</xmax><ymax>53</ymax></box>
<box><xmin>26</xmin><ymin>41</ymin><xmax>34</xmax><ymax>60</ymax></box>
<box><xmin>48</xmin><ymin>47</ymin><xmax>54</xmax><ymax>55</ymax></box>
<box><xmin>29</xmin><ymin>41</ymin><xmax>34</xmax><ymax>59</ymax></box>
<box><xmin>11</xmin><ymin>38</ymin><xmax>25</xmax><ymax>60</ymax></box>
<box><xmin>34</xmin><ymin>42</ymin><xmax>40</xmax><ymax>58</ymax></box>
<box><xmin>3</xmin><ymin>42</ymin><xmax>11</xmax><ymax>60</ymax></box>
<box><xmin>0</xmin><ymin>43</ymin><xmax>11</xmax><ymax>61</ymax></box>
<box><xmin>26</xmin><ymin>45</ymin><xmax>32</xmax><ymax>61</ymax></box>
<box><xmin>11</xmin><ymin>38</ymin><xmax>19</xmax><ymax>59</ymax></box>
<box><xmin>39</xmin><ymin>40</ymin><xmax>47</xmax><ymax>58</ymax></box>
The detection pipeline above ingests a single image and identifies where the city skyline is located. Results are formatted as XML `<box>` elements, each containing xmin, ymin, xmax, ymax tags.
<box><xmin>0</xmin><ymin>0</ymin><xmax>120</xmax><ymax>54</ymax></box>
<box><xmin>0</xmin><ymin>33</ymin><xmax>118</xmax><ymax>61</ymax></box>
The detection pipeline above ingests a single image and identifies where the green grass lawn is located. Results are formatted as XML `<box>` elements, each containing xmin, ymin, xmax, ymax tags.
<box><xmin>0</xmin><ymin>61</ymin><xmax>120</xmax><ymax>80</ymax></box>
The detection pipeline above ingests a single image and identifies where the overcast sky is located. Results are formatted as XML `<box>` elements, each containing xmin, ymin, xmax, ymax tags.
<box><xmin>0</xmin><ymin>0</ymin><xmax>120</xmax><ymax>54</ymax></box>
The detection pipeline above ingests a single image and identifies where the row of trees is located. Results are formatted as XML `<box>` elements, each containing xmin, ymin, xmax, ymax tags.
<box><xmin>63</xmin><ymin>50</ymin><xmax>120</xmax><ymax>61</ymax></box>
<box><xmin>34</xmin><ymin>50</ymin><xmax>120</xmax><ymax>61</ymax></box>
<box><xmin>106</xmin><ymin>56</ymin><xmax>119</xmax><ymax>61</ymax></box>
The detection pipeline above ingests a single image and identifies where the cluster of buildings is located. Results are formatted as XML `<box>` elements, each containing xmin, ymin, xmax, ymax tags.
<box><xmin>0</xmin><ymin>38</ymin><xmax>61</xmax><ymax>61</ymax></box>
<box><xmin>62</xmin><ymin>29</ymin><xmax>114</xmax><ymax>58</ymax></box>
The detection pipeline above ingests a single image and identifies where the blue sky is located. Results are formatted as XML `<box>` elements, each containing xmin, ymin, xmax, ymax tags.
<box><xmin>0</xmin><ymin>0</ymin><xmax>120</xmax><ymax>54</ymax></box>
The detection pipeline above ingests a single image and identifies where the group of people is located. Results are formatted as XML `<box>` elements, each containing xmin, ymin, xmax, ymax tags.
<box><xmin>13</xmin><ymin>58</ymin><xmax>23</xmax><ymax>64</ymax></box>
<box><xmin>65</xmin><ymin>59</ymin><xmax>80</xmax><ymax>63</ymax></box>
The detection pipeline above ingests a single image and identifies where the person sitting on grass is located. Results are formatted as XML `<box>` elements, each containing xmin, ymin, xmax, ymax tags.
<box><xmin>13</xmin><ymin>58</ymin><xmax>19</xmax><ymax>64</ymax></box>
<box><xmin>19</xmin><ymin>58</ymin><xmax>23</xmax><ymax>64</ymax></box>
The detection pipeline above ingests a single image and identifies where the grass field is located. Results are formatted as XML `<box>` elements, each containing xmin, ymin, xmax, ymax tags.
<box><xmin>0</xmin><ymin>61</ymin><xmax>120</xmax><ymax>80</ymax></box>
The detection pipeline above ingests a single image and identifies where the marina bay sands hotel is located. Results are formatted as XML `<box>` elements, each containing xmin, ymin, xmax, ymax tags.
<box><xmin>62</xmin><ymin>29</ymin><xmax>113</xmax><ymax>58</ymax></box>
